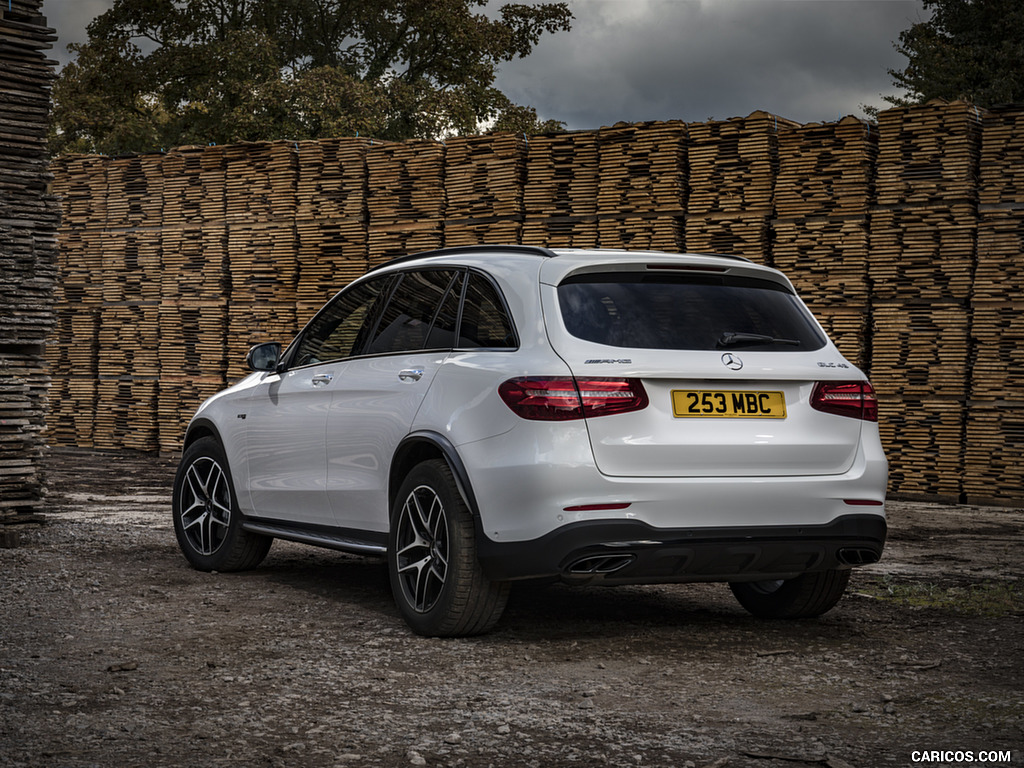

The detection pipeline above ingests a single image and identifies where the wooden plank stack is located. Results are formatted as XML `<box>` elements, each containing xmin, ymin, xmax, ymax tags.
<box><xmin>223</xmin><ymin>142</ymin><xmax>299</xmax><ymax>380</ymax></box>
<box><xmin>157</xmin><ymin>145</ymin><xmax>228</xmax><ymax>451</ymax></box>
<box><xmin>47</xmin><ymin>157</ymin><xmax>102</xmax><ymax>448</ymax></box>
<box><xmin>0</xmin><ymin>0</ymin><xmax>58</xmax><ymax>522</ymax></box>
<box><xmin>869</xmin><ymin>101</ymin><xmax>983</xmax><ymax>500</ymax></box>
<box><xmin>964</xmin><ymin>106</ymin><xmax>1024</xmax><ymax>504</ymax></box>
<box><xmin>595</xmin><ymin>121</ymin><xmax>686</xmax><ymax>251</ymax></box>
<box><xmin>43</xmin><ymin>106</ymin><xmax>1024</xmax><ymax>503</ymax></box>
<box><xmin>443</xmin><ymin>133</ymin><xmax>526</xmax><ymax>248</ymax></box>
<box><xmin>686</xmin><ymin>111</ymin><xmax>798</xmax><ymax>261</ymax></box>
<box><xmin>296</xmin><ymin>138</ymin><xmax>371</xmax><ymax>315</ymax></box>
<box><xmin>772</xmin><ymin>116</ymin><xmax>877</xmax><ymax>368</ymax></box>
<box><xmin>522</xmin><ymin>130</ymin><xmax>599</xmax><ymax>248</ymax></box>
<box><xmin>367</xmin><ymin>139</ymin><xmax>444</xmax><ymax>267</ymax></box>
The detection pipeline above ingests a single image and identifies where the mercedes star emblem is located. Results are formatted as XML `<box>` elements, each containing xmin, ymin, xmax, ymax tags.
<box><xmin>721</xmin><ymin>353</ymin><xmax>743</xmax><ymax>371</ymax></box>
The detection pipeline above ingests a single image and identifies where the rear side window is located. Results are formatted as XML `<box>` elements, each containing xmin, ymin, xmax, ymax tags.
<box><xmin>557</xmin><ymin>272</ymin><xmax>826</xmax><ymax>351</ymax></box>
<box><xmin>367</xmin><ymin>269</ymin><xmax>459</xmax><ymax>355</ymax></box>
<box><xmin>458</xmin><ymin>272</ymin><xmax>517</xmax><ymax>349</ymax></box>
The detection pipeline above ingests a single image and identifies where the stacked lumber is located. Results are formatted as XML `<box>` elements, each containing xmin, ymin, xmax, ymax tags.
<box><xmin>221</xmin><ymin>142</ymin><xmax>300</xmax><ymax>379</ymax></box>
<box><xmin>593</xmin><ymin>121</ymin><xmax>685</xmax><ymax>250</ymax></box>
<box><xmin>964</xmin><ymin>106</ymin><xmax>1024</xmax><ymax>503</ymax></box>
<box><xmin>366</xmin><ymin>139</ymin><xmax>444</xmax><ymax>267</ymax></box>
<box><xmin>46</xmin><ymin>157</ymin><xmax>105</xmax><ymax>448</ymax></box>
<box><xmin>0</xmin><ymin>0</ymin><xmax>58</xmax><ymax>520</ymax></box>
<box><xmin>771</xmin><ymin>116</ymin><xmax>877</xmax><ymax>368</ymax></box>
<box><xmin>686</xmin><ymin>111</ymin><xmax>798</xmax><ymax>260</ymax></box>
<box><xmin>157</xmin><ymin>146</ymin><xmax>229</xmax><ymax>451</ymax></box>
<box><xmin>162</xmin><ymin>145</ymin><xmax>226</xmax><ymax>226</ymax></box>
<box><xmin>869</xmin><ymin>101</ymin><xmax>983</xmax><ymax>500</ymax></box>
<box><xmin>522</xmin><ymin>129</ymin><xmax>598</xmax><ymax>248</ymax></box>
<box><xmin>295</xmin><ymin>138</ymin><xmax>370</xmax><ymax>313</ymax></box>
<box><xmin>443</xmin><ymin>133</ymin><xmax>526</xmax><ymax>248</ymax></box>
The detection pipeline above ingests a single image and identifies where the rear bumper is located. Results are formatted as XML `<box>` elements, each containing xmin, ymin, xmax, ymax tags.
<box><xmin>476</xmin><ymin>513</ymin><xmax>886</xmax><ymax>584</ymax></box>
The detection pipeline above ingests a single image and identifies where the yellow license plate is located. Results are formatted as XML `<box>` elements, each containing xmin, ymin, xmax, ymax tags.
<box><xmin>672</xmin><ymin>390</ymin><xmax>787</xmax><ymax>419</ymax></box>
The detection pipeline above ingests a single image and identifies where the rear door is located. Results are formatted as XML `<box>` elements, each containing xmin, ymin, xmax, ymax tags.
<box><xmin>541</xmin><ymin>262</ymin><xmax>865</xmax><ymax>478</ymax></box>
<box><xmin>324</xmin><ymin>268</ymin><xmax>462</xmax><ymax>532</ymax></box>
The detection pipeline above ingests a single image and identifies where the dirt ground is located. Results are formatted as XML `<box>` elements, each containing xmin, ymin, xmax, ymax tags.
<box><xmin>1</xmin><ymin>448</ymin><xmax>1021</xmax><ymax>768</ymax></box>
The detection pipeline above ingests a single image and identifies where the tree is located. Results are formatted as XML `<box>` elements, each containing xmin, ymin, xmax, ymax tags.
<box><xmin>51</xmin><ymin>0</ymin><xmax>572</xmax><ymax>155</ymax></box>
<box><xmin>884</xmin><ymin>0</ymin><xmax>1024</xmax><ymax>109</ymax></box>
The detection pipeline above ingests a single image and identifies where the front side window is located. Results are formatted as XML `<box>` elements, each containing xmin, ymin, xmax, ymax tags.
<box><xmin>291</xmin><ymin>276</ymin><xmax>392</xmax><ymax>366</ymax></box>
<box><xmin>557</xmin><ymin>272</ymin><xmax>826</xmax><ymax>351</ymax></box>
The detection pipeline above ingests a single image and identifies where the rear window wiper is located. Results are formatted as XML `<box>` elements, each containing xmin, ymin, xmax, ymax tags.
<box><xmin>717</xmin><ymin>332</ymin><xmax>801</xmax><ymax>348</ymax></box>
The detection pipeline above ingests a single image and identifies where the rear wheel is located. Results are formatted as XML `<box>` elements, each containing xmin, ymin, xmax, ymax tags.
<box><xmin>389</xmin><ymin>459</ymin><xmax>508</xmax><ymax>637</ymax></box>
<box><xmin>730</xmin><ymin>569</ymin><xmax>850</xmax><ymax>619</ymax></box>
<box><xmin>172</xmin><ymin>436</ymin><xmax>271</xmax><ymax>572</ymax></box>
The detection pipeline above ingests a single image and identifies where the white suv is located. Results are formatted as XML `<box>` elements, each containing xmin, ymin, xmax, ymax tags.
<box><xmin>173</xmin><ymin>246</ymin><xmax>888</xmax><ymax>636</ymax></box>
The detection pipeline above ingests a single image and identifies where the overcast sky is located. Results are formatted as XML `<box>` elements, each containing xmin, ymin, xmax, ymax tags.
<box><xmin>43</xmin><ymin>0</ymin><xmax>928</xmax><ymax>128</ymax></box>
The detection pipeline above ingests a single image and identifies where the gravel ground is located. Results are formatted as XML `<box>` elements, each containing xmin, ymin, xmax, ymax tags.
<box><xmin>1</xmin><ymin>448</ymin><xmax>1022</xmax><ymax>768</ymax></box>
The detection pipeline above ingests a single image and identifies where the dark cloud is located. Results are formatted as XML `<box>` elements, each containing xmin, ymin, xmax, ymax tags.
<box><xmin>493</xmin><ymin>0</ymin><xmax>928</xmax><ymax>127</ymax></box>
<box><xmin>42</xmin><ymin>0</ymin><xmax>927</xmax><ymax>126</ymax></box>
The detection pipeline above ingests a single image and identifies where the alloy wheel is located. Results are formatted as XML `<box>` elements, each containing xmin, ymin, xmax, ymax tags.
<box><xmin>394</xmin><ymin>484</ymin><xmax>450</xmax><ymax>613</ymax></box>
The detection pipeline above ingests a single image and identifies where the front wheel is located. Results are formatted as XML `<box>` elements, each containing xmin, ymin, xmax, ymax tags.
<box><xmin>730</xmin><ymin>569</ymin><xmax>851</xmax><ymax>619</ymax></box>
<box><xmin>172</xmin><ymin>436</ymin><xmax>271</xmax><ymax>572</ymax></box>
<box><xmin>388</xmin><ymin>460</ymin><xmax>508</xmax><ymax>637</ymax></box>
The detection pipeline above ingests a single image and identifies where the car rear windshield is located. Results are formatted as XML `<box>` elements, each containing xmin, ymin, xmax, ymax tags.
<box><xmin>557</xmin><ymin>272</ymin><xmax>827</xmax><ymax>351</ymax></box>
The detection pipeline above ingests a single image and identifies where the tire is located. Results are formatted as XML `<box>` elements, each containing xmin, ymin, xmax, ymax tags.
<box><xmin>172</xmin><ymin>436</ymin><xmax>271</xmax><ymax>572</ymax></box>
<box><xmin>729</xmin><ymin>568</ymin><xmax>851</xmax><ymax>619</ymax></box>
<box><xmin>388</xmin><ymin>459</ymin><xmax>509</xmax><ymax>637</ymax></box>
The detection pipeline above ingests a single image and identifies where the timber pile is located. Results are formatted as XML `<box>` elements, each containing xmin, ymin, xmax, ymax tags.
<box><xmin>869</xmin><ymin>101</ymin><xmax>983</xmax><ymax>500</ymax></box>
<box><xmin>443</xmin><ymin>133</ymin><xmax>526</xmax><ymax>248</ymax></box>
<box><xmin>596</xmin><ymin>121</ymin><xmax>685</xmax><ymax>250</ymax></box>
<box><xmin>223</xmin><ymin>142</ymin><xmax>300</xmax><ymax>379</ymax></box>
<box><xmin>0</xmin><ymin>0</ymin><xmax>58</xmax><ymax>521</ymax></box>
<box><xmin>522</xmin><ymin>130</ymin><xmax>598</xmax><ymax>248</ymax></box>
<box><xmin>157</xmin><ymin>145</ymin><xmax>229</xmax><ymax>450</ymax></box>
<box><xmin>295</xmin><ymin>138</ymin><xmax>370</xmax><ymax>315</ymax></box>
<box><xmin>772</xmin><ymin>116</ymin><xmax>877</xmax><ymax>369</ymax></box>
<box><xmin>366</xmin><ymin>139</ymin><xmax>444</xmax><ymax>267</ymax></box>
<box><xmin>964</xmin><ymin>106</ymin><xmax>1024</xmax><ymax>503</ymax></box>
<box><xmin>686</xmin><ymin>111</ymin><xmax>798</xmax><ymax>260</ymax></box>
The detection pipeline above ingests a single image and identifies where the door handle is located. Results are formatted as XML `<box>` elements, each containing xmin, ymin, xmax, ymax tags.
<box><xmin>398</xmin><ymin>368</ymin><xmax>424</xmax><ymax>382</ymax></box>
<box><xmin>311</xmin><ymin>373</ymin><xmax>334</xmax><ymax>387</ymax></box>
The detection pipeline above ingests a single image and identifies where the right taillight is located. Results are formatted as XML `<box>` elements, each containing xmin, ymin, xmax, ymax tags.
<box><xmin>811</xmin><ymin>381</ymin><xmax>879</xmax><ymax>422</ymax></box>
<box><xmin>498</xmin><ymin>377</ymin><xmax>649</xmax><ymax>421</ymax></box>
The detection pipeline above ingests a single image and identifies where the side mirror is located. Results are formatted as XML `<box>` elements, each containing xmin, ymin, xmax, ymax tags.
<box><xmin>246</xmin><ymin>342</ymin><xmax>282</xmax><ymax>372</ymax></box>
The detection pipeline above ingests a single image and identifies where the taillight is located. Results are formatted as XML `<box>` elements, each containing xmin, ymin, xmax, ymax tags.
<box><xmin>498</xmin><ymin>377</ymin><xmax>649</xmax><ymax>421</ymax></box>
<box><xmin>811</xmin><ymin>381</ymin><xmax>879</xmax><ymax>422</ymax></box>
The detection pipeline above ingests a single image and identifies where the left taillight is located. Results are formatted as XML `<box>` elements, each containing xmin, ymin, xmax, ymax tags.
<box><xmin>498</xmin><ymin>377</ymin><xmax>649</xmax><ymax>421</ymax></box>
<box><xmin>811</xmin><ymin>381</ymin><xmax>879</xmax><ymax>422</ymax></box>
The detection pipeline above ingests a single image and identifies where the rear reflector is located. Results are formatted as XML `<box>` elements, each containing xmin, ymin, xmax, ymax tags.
<box><xmin>811</xmin><ymin>381</ymin><xmax>879</xmax><ymax>422</ymax></box>
<box><xmin>499</xmin><ymin>377</ymin><xmax>649</xmax><ymax>421</ymax></box>
<box><xmin>843</xmin><ymin>499</ymin><xmax>884</xmax><ymax>506</ymax></box>
<box><xmin>564</xmin><ymin>502</ymin><xmax>632</xmax><ymax>512</ymax></box>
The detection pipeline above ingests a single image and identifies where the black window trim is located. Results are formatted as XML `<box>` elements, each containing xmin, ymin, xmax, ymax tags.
<box><xmin>279</xmin><ymin>265</ymin><xmax>520</xmax><ymax>371</ymax></box>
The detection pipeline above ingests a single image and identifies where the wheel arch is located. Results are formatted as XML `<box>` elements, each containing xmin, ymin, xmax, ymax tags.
<box><xmin>391</xmin><ymin>432</ymin><xmax>480</xmax><ymax>519</ymax></box>
<box><xmin>181</xmin><ymin>418</ymin><xmax>225</xmax><ymax>452</ymax></box>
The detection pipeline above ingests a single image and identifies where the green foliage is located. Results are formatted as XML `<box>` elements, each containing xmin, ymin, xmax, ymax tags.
<box><xmin>885</xmin><ymin>0</ymin><xmax>1024</xmax><ymax>109</ymax></box>
<box><xmin>51</xmin><ymin>0</ymin><xmax>572</xmax><ymax>155</ymax></box>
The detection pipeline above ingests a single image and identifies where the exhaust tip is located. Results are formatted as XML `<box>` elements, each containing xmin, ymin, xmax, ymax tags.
<box><xmin>566</xmin><ymin>554</ymin><xmax>636</xmax><ymax>575</ymax></box>
<box><xmin>837</xmin><ymin>547</ymin><xmax>881</xmax><ymax>566</ymax></box>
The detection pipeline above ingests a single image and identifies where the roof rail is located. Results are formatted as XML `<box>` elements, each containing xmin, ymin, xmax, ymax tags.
<box><xmin>367</xmin><ymin>244</ymin><xmax>558</xmax><ymax>273</ymax></box>
<box><xmin>693</xmin><ymin>251</ymin><xmax>754</xmax><ymax>263</ymax></box>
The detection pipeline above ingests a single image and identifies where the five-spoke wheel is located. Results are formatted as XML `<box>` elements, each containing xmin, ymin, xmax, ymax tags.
<box><xmin>172</xmin><ymin>436</ymin><xmax>271</xmax><ymax>572</ymax></box>
<box><xmin>388</xmin><ymin>460</ymin><xmax>508</xmax><ymax>637</ymax></box>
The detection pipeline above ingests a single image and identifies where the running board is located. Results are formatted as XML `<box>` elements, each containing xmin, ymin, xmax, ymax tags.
<box><xmin>242</xmin><ymin>521</ymin><xmax>387</xmax><ymax>556</ymax></box>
